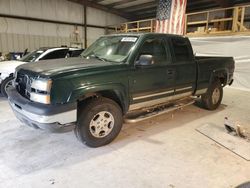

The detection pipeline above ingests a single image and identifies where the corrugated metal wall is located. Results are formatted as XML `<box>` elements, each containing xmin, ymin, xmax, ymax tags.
<box><xmin>0</xmin><ymin>0</ymin><xmax>127</xmax><ymax>53</ymax></box>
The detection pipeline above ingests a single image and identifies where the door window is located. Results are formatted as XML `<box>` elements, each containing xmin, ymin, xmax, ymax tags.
<box><xmin>138</xmin><ymin>38</ymin><xmax>167</xmax><ymax>65</ymax></box>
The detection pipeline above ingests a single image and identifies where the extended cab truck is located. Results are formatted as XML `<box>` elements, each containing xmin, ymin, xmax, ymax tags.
<box><xmin>7</xmin><ymin>33</ymin><xmax>235</xmax><ymax>147</ymax></box>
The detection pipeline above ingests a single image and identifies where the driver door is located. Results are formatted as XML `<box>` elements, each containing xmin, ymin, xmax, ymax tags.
<box><xmin>129</xmin><ymin>36</ymin><xmax>175</xmax><ymax>111</ymax></box>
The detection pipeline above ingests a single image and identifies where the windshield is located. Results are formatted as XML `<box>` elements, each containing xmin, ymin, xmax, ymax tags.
<box><xmin>19</xmin><ymin>50</ymin><xmax>45</xmax><ymax>62</ymax></box>
<box><xmin>81</xmin><ymin>36</ymin><xmax>138</xmax><ymax>63</ymax></box>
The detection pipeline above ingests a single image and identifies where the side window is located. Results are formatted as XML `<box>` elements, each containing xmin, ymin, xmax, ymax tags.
<box><xmin>41</xmin><ymin>49</ymin><xmax>69</xmax><ymax>60</ymax></box>
<box><xmin>138</xmin><ymin>38</ymin><xmax>167</xmax><ymax>64</ymax></box>
<box><xmin>171</xmin><ymin>38</ymin><xmax>191</xmax><ymax>62</ymax></box>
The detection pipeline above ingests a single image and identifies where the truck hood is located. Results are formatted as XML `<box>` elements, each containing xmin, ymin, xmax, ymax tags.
<box><xmin>0</xmin><ymin>60</ymin><xmax>26</xmax><ymax>74</ymax></box>
<box><xmin>17</xmin><ymin>57</ymin><xmax>120</xmax><ymax>77</ymax></box>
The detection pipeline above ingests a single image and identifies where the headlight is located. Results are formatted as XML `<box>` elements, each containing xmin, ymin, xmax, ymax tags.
<box><xmin>30</xmin><ymin>79</ymin><xmax>52</xmax><ymax>104</ymax></box>
<box><xmin>31</xmin><ymin>79</ymin><xmax>52</xmax><ymax>92</ymax></box>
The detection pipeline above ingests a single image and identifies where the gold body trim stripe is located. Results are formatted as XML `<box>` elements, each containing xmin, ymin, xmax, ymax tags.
<box><xmin>133</xmin><ymin>86</ymin><xmax>193</xmax><ymax>101</ymax></box>
<box><xmin>133</xmin><ymin>90</ymin><xmax>174</xmax><ymax>100</ymax></box>
<box><xmin>176</xmin><ymin>86</ymin><xmax>193</xmax><ymax>92</ymax></box>
<box><xmin>129</xmin><ymin>91</ymin><xmax>192</xmax><ymax>111</ymax></box>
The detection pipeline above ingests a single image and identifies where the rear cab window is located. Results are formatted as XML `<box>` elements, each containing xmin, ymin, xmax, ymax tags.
<box><xmin>171</xmin><ymin>37</ymin><xmax>193</xmax><ymax>63</ymax></box>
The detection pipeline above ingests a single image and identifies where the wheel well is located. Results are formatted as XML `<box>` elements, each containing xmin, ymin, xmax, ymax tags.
<box><xmin>219</xmin><ymin>77</ymin><xmax>226</xmax><ymax>86</ymax></box>
<box><xmin>77</xmin><ymin>90</ymin><xmax>124</xmax><ymax>114</ymax></box>
<box><xmin>213</xmin><ymin>73</ymin><xmax>227</xmax><ymax>86</ymax></box>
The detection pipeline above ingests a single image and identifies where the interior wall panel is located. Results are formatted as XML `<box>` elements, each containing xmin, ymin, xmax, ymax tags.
<box><xmin>1</xmin><ymin>33</ymin><xmax>8</xmax><ymax>52</ymax></box>
<box><xmin>0</xmin><ymin>0</ymin><xmax>10</xmax><ymax>14</ymax></box>
<box><xmin>86</xmin><ymin>27</ymin><xmax>105</xmax><ymax>46</ymax></box>
<box><xmin>9</xmin><ymin>0</ymin><xmax>26</xmax><ymax>16</ymax></box>
<box><xmin>41</xmin><ymin>0</ymin><xmax>57</xmax><ymax>21</ymax></box>
<box><xmin>0</xmin><ymin>0</ymin><xmax>127</xmax><ymax>53</ymax></box>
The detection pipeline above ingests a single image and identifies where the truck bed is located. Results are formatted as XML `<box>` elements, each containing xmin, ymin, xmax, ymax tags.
<box><xmin>195</xmin><ymin>56</ymin><xmax>232</xmax><ymax>61</ymax></box>
<box><xmin>195</xmin><ymin>56</ymin><xmax>235</xmax><ymax>93</ymax></box>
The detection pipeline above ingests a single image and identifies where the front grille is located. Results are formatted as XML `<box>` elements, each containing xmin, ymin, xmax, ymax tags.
<box><xmin>16</xmin><ymin>72</ymin><xmax>33</xmax><ymax>99</ymax></box>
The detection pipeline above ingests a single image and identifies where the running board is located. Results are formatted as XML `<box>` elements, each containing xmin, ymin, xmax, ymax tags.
<box><xmin>124</xmin><ymin>98</ymin><xmax>195</xmax><ymax>123</ymax></box>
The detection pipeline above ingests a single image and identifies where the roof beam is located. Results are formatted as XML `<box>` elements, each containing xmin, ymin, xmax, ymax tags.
<box><xmin>135</xmin><ymin>13</ymin><xmax>156</xmax><ymax>20</ymax></box>
<box><xmin>213</xmin><ymin>0</ymin><xmax>233</xmax><ymax>7</ymax></box>
<box><xmin>106</xmin><ymin>0</ymin><xmax>137</xmax><ymax>8</ymax></box>
<box><xmin>187</xmin><ymin>0</ymin><xmax>212</xmax><ymax>7</ymax></box>
<box><xmin>69</xmin><ymin>0</ymin><xmax>132</xmax><ymax>19</ymax></box>
<box><xmin>120</xmin><ymin>1</ymin><xmax>157</xmax><ymax>12</ymax></box>
<box><xmin>187</xmin><ymin>4</ymin><xmax>219</xmax><ymax>12</ymax></box>
<box><xmin>133</xmin><ymin>7</ymin><xmax>157</xmax><ymax>15</ymax></box>
<box><xmin>186</xmin><ymin>0</ymin><xmax>219</xmax><ymax>12</ymax></box>
<box><xmin>94</xmin><ymin>0</ymin><xmax>105</xmax><ymax>3</ymax></box>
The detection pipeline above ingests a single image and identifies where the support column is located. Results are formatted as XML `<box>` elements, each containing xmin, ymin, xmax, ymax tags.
<box><xmin>84</xmin><ymin>1</ymin><xmax>87</xmax><ymax>48</ymax></box>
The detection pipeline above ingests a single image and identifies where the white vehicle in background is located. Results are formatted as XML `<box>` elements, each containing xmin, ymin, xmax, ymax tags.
<box><xmin>0</xmin><ymin>47</ymin><xmax>84</xmax><ymax>97</ymax></box>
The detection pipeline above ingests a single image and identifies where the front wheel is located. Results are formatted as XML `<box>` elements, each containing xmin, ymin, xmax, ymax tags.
<box><xmin>201</xmin><ymin>80</ymin><xmax>223</xmax><ymax>110</ymax></box>
<box><xmin>1</xmin><ymin>76</ymin><xmax>14</xmax><ymax>98</ymax></box>
<box><xmin>75</xmin><ymin>97</ymin><xmax>123</xmax><ymax>147</ymax></box>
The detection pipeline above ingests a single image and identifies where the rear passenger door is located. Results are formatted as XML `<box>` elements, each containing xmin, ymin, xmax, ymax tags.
<box><xmin>170</xmin><ymin>37</ymin><xmax>196</xmax><ymax>98</ymax></box>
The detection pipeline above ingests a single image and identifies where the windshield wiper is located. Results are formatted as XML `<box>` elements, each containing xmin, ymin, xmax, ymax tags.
<box><xmin>92</xmin><ymin>54</ymin><xmax>107</xmax><ymax>62</ymax></box>
<box><xmin>82</xmin><ymin>53</ymin><xmax>108</xmax><ymax>62</ymax></box>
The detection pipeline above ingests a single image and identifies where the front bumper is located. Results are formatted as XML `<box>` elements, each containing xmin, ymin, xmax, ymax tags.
<box><xmin>7</xmin><ymin>87</ymin><xmax>77</xmax><ymax>132</ymax></box>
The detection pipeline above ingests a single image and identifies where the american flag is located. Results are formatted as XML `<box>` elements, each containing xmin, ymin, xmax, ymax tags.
<box><xmin>155</xmin><ymin>0</ymin><xmax>187</xmax><ymax>35</ymax></box>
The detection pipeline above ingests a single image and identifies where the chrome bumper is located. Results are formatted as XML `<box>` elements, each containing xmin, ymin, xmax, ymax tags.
<box><xmin>7</xmin><ymin>87</ymin><xmax>77</xmax><ymax>132</ymax></box>
<box><xmin>9</xmin><ymin>100</ymin><xmax>76</xmax><ymax>124</ymax></box>
<box><xmin>9</xmin><ymin>101</ymin><xmax>76</xmax><ymax>132</ymax></box>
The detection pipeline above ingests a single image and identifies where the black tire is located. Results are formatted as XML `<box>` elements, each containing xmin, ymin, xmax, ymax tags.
<box><xmin>75</xmin><ymin>97</ymin><xmax>123</xmax><ymax>147</ymax></box>
<box><xmin>201</xmin><ymin>80</ymin><xmax>223</xmax><ymax>110</ymax></box>
<box><xmin>1</xmin><ymin>76</ymin><xmax>14</xmax><ymax>98</ymax></box>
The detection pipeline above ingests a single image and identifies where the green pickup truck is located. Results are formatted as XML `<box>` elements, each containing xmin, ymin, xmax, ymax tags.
<box><xmin>7</xmin><ymin>33</ymin><xmax>235</xmax><ymax>147</ymax></box>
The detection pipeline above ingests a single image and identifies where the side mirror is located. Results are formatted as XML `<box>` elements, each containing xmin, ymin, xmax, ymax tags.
<box><xmin>136</xmin><ymin>54</ymin><xmax>154</xmax><ymax>67</ymax></box>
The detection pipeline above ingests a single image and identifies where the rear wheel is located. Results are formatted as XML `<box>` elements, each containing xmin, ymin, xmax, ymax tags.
<box><xmin>1</xmin><ymin>76</ymin><xmax>13</xmax><ymax>98</ymax></box>
<box><xmin>75</xmin><ymin>97</ymin><xmax>123</xmax><ymax>147</ymax></box>
<box><xmin>201</xmin><ymin>80</ymin><xmax>223</xmax><ymax>110</ymax></box>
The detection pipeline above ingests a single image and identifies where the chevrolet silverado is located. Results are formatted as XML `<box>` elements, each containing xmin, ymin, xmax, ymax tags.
<box><xmin>7</xmin><ymin>33</ymin><xmax>234</xmax><ymax>147</ymax></box>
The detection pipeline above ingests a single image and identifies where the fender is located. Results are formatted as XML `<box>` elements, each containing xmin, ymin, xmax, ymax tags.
<box><xmin>67</xmin><ymin>83</ymin><xmax>129</xmax><ymax>113</ymax></box>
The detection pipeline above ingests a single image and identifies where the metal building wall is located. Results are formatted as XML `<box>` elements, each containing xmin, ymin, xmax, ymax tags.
<box><xmin>0</xmin><ymin>0</ymin><xmax>127</xmax><ymax>53</ymax></box>
<box><xmin>86</xmin><ymin>7</ymin><xmax>127</xmax><ymax>45</ymax></box>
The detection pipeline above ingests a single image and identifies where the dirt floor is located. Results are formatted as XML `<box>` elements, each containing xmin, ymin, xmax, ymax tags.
<box><xmin>0</xmin><ymin>87</ymin><xmax>249</xmax><ymax>188</ymax></box>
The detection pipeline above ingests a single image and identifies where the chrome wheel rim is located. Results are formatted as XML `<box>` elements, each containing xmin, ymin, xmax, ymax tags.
<box><xmin>4</xmin><ymin>80</ymin><xmax>12</xmax><ymax>92</ymax></box>
<box><xmin>89</xmin><ymin>111</ymin><xmax>114</xmax><ymax>138</ymax></box>
<box><xmin>212</xmin><ymin>88</ymin><xmax>220</xmax><ymax>104</ymax></box>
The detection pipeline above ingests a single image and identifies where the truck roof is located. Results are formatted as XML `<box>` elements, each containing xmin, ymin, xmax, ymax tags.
<box><xmin>37</xmin><ymin>47</ymin><xmax>83</xmax><ymax>52</ymax></box>
<box><xmin>106</xmin><ymin>32</ymin><xmax>186</xmax><ymax>38</ymax></box>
